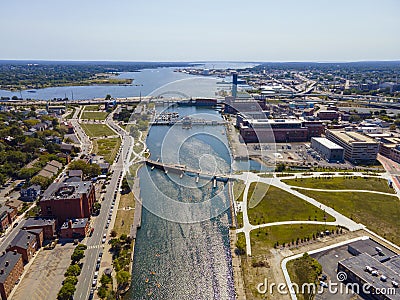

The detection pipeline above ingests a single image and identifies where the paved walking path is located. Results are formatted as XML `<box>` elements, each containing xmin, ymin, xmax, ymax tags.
<box><xmin>232</xmin><ymin>172</ymin><xmax>384</xmax><ymax>256</ymax></box>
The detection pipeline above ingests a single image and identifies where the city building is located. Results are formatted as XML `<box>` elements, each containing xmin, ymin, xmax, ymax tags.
<box><xmin>325</xmin><ymin>130</ymin><xmax>379</xmax><ymax>163</ymax></box>
<box><xmin>39</xmin><ymin>181</ymin><xmax>96</xmax><ymax>223</ymax></box>
<box><xmin>59</xmin><ymin>218</ymin><xmax>90</xmax><ymax>239</ymax></box>
<box><xmin>0</xmin><ymin>251</ymin><xmax>24</xmax><ymax>300</ymax></box>
<box><xmin>22</xmin><ymin>218</ymin><xmax>56</xmax><ymax>240</ymax></box>
<box><xmin>337</xmin><ymin>238</ymin><xmax>400</xmax><ymax>300</ymax></box>
<box><xmin>311</xmin><ymin>137</ymin><xmax>344</xmax><ymax>162</ymax></box>
<box><xmin>6</xmin><ymin>229</ymin><xmax>43</xmax><ymax>263</ymax></box>
<box><xmin>237</xmin><ymin>117</ymin><xmax>324</xmax><ymax>143</ymax></box>
<box><xmin>317</xmin><ymin>110</ymin><xmax>339</xmax><ymax>120</ymax></box>
<box><xmin>379</xmin><ymin>137</ymin><xmax>400</xmax><ymax>164</ymax></box>
<box><xmin>0</xmin><ymin>207</ymin><xmax>16</xmax><ymax>231</ymax></box>
<box><xmin>68</xmin><ymin>170</ymin><xmax>83</xmax><ymax>180</ymax></box>
<box><xmin>20</xmin><ymin>184</ymin><xmax>41</xmax><ymax>202</ymax></box>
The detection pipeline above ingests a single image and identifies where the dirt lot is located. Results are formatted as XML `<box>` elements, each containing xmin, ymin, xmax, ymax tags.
<box><xmin>12</xmin><ymin>243</ymin><xmax>75</xmax><ymax>300</ymax></box>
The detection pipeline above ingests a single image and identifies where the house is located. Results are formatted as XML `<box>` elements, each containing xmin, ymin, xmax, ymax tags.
<box><xmin>22</xmin><ymin>218</ymin><xmax>56</xmax><ymax>240</ymax></box>
<box><xmin>5</xmin><ymin>199</ymin><xmax>23</xmax><ymax>212</ymax></box>
<box><xmin>0</xmin><ymin>251</ymin><xmax>24</xmax><ymax>300</ymax></box>
<box><xmin>60</xmin><ymin>218</ymin><xmax>90</xmax><ymax>239</ymax></box>
<box><xmin>48</xmin><ymin>160</ymin><xmax>63</xmax><ymax>170</ymax></box>
<box><xmin>6</xmin><ymin>229</ymin><xmax>43</xmax><ymax>263</ymax></box>
<box><xmin>68</xmin><ymin>170</ymin><xmax>83</xmax><ymax>180</ymax></box>
<box><xmin>0</xmin><ymin>207</ymin><xmax>15</xmax><ymax>231</ymax></box>
<box><xmin>98</xmin><ymin>163</ymin><xmax>110</xmax><ymax>175</ymax></box>
<box><xmin>60</xmin><ymin>143</ymin><xmax>73</xmax><ymax>154</ymax></box>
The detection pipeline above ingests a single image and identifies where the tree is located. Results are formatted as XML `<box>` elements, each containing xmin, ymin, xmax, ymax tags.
<box><xmin>76</xmin><ymin>244</ymin><xmax>87</xmax><ymax>251</ymax></box>
<box><xmin>105</xmin><ymin>94</ymin><xmax>112</xmax><ymax>100</ymax></box>
<box><xmin>100</xmin><ymin>274</ymin><xmax>112</xmax><ymax>286</ymax></box>
<box><xmin>116</xmin><ymin>270</ymin><xmax>131</xmax><ymax>289</ymax></box>
<box><xmin>97</xmin><ymin>286</ymin><xmax>107</xmax><ymax>299</ymax></box>
<box><xmin>57</xmin><ymin>283</ymin><xmax>76</xmax><ymax>300</ymax></box>
<box><xmin>235</xmin><ymin>238</ymin><xmax>246</xmax><ymax>255</ymax></box>
<box><xmin>63</xmin><ymin>276</ymin><xmax>78</xmax><ymax>286</ymax></box>
<box><xmin>71</xmin><ymin>249</ymin><xmax>85</xmax><ymax>263</ymax></box>
<box><xmin>65</xmin><ymin>264</ymin><xmax>81</xmax><ymax>277</ymax></box>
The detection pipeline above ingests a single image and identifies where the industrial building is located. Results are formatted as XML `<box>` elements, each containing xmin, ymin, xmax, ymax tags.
<box><xmin>325</xmin><ymin>130</ymin><xmax>379</xmax><ymax>163</ymax></box>
<box><xmin>39</xmin><ymin>181</ymin><xmax>96</xmax><ymax>223</ymax></box>
<box><xmin>311</xmin><ymin>137</ymin><xmax>344</xmax><ymax>162</ymax></box>
<box><xmin>237</xmin><ymin>117</ymin><xmax>324</xmax><ymax>143</ymax></box>
<box><xmin>336</xmin><ymin>238</ymin><xmax>400</xmax><ymax>300</ymax></box>
<box><xmin>317</xmin><ymin>110</ymin><xmax>339</xmax><ymax>120</ymax></box>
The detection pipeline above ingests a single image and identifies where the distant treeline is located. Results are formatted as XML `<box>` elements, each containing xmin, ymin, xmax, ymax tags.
<box><xmin>0</xmin><ymin>61</ymin><xmax>190</xmax><ymax>90</ymax></box>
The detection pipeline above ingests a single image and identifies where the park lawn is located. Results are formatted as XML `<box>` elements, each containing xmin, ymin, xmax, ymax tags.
<box><xmin>83</xmin><ymin>105</ymin><xmax>100</xmax><ymax>111</ymax></box>
<box><xmin>81</xmin><ymin>111</ymin><xmax>108</xmax><ymax>120</ymax></box>
<box><xmin>250</xmin><ymin>224</ymin><xmax>339</xmax><ymax>256</ymax></box>
<box><xmin>236</xmin><ymin>211</ymin><xmax>243</xmax><ymax>228</ymax></box>
<box><xmin>114</xmin><ymin>191</ymin><xmax>135</xmax><ymax>236</ymax></box>
<box><xmin>233</xmin><ymin>180</ymin><xmax>245</xmax><ymax>202</ymax></box>
<box><xmin>247</xmin><ymin>183</ymin><xmax>335</xmax><ymax>225</ymax></box>
<box><xmin>93</xmin><ymin>138</ymin><xmax>121</xmax><ymax>163</ymax></box>
<box><xmin>287</xmin><ymin>253</ymin><xmax>322</xmax><ymax>300</ymax></box>
<box><xmin>296</xmin><ymin>190</ymin><xmax>400</xmax><ymax>246</ymax></box>
<box><xmin>80</xmin><ymin>123</ymin><xmax>116</xmax><ymax>137</ymax></box>
<box><xmin>283</xmin><ymin>176</ymin><xmax>395</xmax><ymax>194</ymax></box>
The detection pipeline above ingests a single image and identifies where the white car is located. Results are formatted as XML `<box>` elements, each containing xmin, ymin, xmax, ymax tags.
<box><xmin>92</xmin><ymin>279</ymin><xmax>97</xmax><ymax>287</ymax></box>
<box><xmin>102</xmin><ymin>238</ymin><xmax>106</xmax><ymax>243</ymax></box>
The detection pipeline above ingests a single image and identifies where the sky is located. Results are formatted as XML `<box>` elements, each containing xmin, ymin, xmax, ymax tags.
<box><xmin>0</xmin><ymin>0</ymin><xmax>399</xmax><ymax>62</ymax></box>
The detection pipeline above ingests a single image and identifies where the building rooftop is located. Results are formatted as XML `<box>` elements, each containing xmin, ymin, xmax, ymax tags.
<box><xmin>328</xmin><ymin>130</ymin><xmax>378</xmax><ymax>144</ymax></box>
<box><xmin>41</xmin><ymin>181</ymin><xmax>92</xmax><ymax>202</ymax></box>
<box><xmin>0</xmin><ymin>251</ymin><xmax>22</xmax><ymax>284</ymax></box>
<box><xmin>48</xmin><ymin>160</ymin><xmax>63</xmax><ymax>169</ymax></box>
<box><xmin>23</xmin><ymin>217</ymin><xmax>56</xmax><ymax>228</ymax></box>
<box><xmin>339</xmin><ymin>253</ymin><xmax>400</xmax><ymax>299</ymax></box>
<box><xmin>312</xmin><ymin>137</ymin><xmax>344</xmax><ymax>150</ymax></box>
<box><xmin>349</xmin><ymin>238</ymin><xmax>397</xmax><ymax>263</ymax></box>
<box><xmin>68</xmin><ymin>170</ymin><xmax>83</xmax><ymax>178</ymax></box>
<box><xmin>8</xmin><ymin>229</ymin><xmax>42</xmax><ymax>250</ymax></box>
<box><xmin>61</xmin><ymin>218</ymin><xmax>88</xmax><ymax>230</ymax></box>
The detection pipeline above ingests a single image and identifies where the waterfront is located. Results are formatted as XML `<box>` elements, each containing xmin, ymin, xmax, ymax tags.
<box><xmin>125</xmin><ymin>106</ymin><xmax>236</xmax><ymax>299</ymax></box>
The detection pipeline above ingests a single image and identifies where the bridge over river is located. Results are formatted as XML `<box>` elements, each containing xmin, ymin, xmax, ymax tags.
<box><xmin>143</xmin><ymin>158</ymin><xmax>232</xmax><ymax>185</ymax></box>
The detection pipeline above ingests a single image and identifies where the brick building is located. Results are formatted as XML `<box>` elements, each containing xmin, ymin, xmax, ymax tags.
<box><xmin>60</xmin><ymin>218</ymin><xmax>90</xmax><ymax>239</ymax></box>
<box><xmin>39</xmin><ymin>181</ymin><xmax>95</xmax><ymax>223</ymax></box>
<box><xmin>6</xmin><ymin>229</ymin><xmax>43</xmax><ymax>263</ymax></box>
<box><xmin>22</xmin><ymin>218</ymin><xmax>56</xmax><ymax>240</ymax></box>
<box><xmin>0</xmin><ymin>207</ymin><xmax>16</xmax><ymax>232</ymax></box>
<box><xmin>0</xmin><ymin>251</ymin><xmax>23</xmax><ymax>300</ymax></box>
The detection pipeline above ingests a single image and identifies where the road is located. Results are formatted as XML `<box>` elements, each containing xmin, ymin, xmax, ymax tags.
<box><xmin>74</xmin><ymin>116</ymin><xmax>134</xmax><ymax>300</ymax></box>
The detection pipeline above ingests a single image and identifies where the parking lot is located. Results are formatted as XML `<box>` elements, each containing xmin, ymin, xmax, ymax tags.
<box><xmin>311</xmin><ymin>245</ymin><xmax>363</xmax><ymax>300</ymax></box>
<box><xmin>247</xmin><ymin>142</ymin><xmax>353</xmax><ymax>169</ymax></box>
<box><xmin>12</xmin><ymin>243</ymin><xmax>75</xmax><ymax>300</ymax></box>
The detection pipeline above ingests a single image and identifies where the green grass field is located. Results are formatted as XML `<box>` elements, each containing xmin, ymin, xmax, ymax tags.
<box><xmin>283</xmin><ymin>176</ymin><xmax>395</xmax><ymax>194</ymax></box>
<box><xmin>94</xmin><ymin>138</ymin><xmax>121</xmax><ymax>163</ymax></box>
<box><xmin>250</xmin><ymin>224</ymin><xmax>339</xmax><ymax>256</ymax></box>
<box><xmin>233</xmin><ymin>180</ymin><xmax>245</xmax><ymax>202</ymax></box>
<box><xmin>114</xmin><ymin>191</ymin><xmax>135</xmax><ymax>236</ymax></box>
<box><xmin>80</xmin><ymin>123</ymin><xmax>116</xmax><ymax>137</ymax></box>
<box><xmin>296</xmin><ymin>189</ymin><xmax>400</xmax><ymax>246</ymax></box>
<box><xmin>247</xmin><ymin>183</ymin><xmax>335</xmax><ymax>225</ymax></box>
<box><xmin>83</xmin><ymin>105</ymin><xmax>100</xmax><ymax>111</ymax></box>
<box><xmin>287</xmin><ymin>253</ymin><xmax>322</xmax><ymax>300</ymax></box>
<box><xmin>81</xmin><ymin>111</ymin><xmax>108</xmax><ymax>120</ymax></box>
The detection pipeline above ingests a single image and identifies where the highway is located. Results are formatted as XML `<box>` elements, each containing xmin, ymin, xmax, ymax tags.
<box><xmin>74</xmin><ymin>114</ymin><xmax>134</xmax><ymax>300</ymax></box>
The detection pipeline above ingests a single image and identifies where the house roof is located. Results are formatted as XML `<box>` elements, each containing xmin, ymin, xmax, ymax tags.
<box><xmin>0</xmin><ymin>251</ymin><xmax>22</xmax><ymax>284</ymax></box>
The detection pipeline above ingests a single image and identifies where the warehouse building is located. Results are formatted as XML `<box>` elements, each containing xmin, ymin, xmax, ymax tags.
<box><xmin>311</xmin><ymin>137</ymin><xmax>344</xmax><ymax>162</ymax></box>
<box><xmin>325</xmin><ymin>130</ymin><xmax>379</xmax><ymax>163</ymax></box>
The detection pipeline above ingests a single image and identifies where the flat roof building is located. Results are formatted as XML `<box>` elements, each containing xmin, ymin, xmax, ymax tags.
<box><xmin>60</xmin><ymin>218</ymin><xmax>90</xmax><ymax>239</ymax></box>
<box><xmin>311</xmin><ymin>137</ymin><xmax>344</xmax><ymax>163</ymax></box>
<box><xmin>22</xmin><ymin>218</ymin><xmax>56</xmax><ymax>240</ymax></box>
<box><xmin>325</xmin><ymin>130</ymin><xmax>379</xmax><ymax>163</ymax></box>
<box><xmin>39</xmin><ymin>181</ymin><xmax>95</xmax><ymax>223</ymax></box>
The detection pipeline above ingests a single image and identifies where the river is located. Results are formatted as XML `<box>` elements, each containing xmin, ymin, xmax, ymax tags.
<box><xmin>125</xmin><ymin>105</ymin><xmax>237</xmax><ymax>299</ymax></box>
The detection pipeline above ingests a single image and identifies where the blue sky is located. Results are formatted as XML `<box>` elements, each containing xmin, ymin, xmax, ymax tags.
<box><xmin>0</xmin><ymin>0</ymin><xmax>399</xmax><ymax>61</ymax></box>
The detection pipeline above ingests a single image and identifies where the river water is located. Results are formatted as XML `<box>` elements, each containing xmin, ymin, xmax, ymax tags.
<box><xmin>125</xmin><ymin>105</ymin><xmax>236</xmax><ymax>299</ymax></box>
